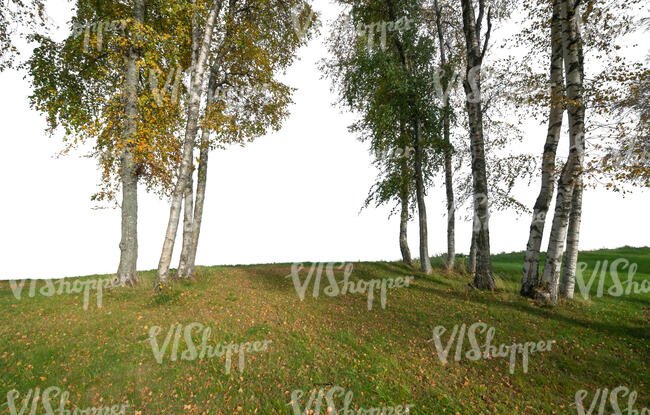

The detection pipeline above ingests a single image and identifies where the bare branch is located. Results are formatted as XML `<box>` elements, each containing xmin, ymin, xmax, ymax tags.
<box><xmin>476</xmin><ymin>0</ymin><xmax>485</xmax><ymax>37</ymax></box>
<box><xmin>480</xmin><ymin>7</ymin><xmax>492</xmax><ymax>62</ymax></box>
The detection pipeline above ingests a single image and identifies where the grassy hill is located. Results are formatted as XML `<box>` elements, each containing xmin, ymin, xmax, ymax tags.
<box><xmin>1</xmin><ymin>248</ymin><xmax>648</xmax><ymax>414</ymax></box>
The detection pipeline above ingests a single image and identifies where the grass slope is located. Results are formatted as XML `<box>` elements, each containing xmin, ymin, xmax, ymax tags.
<box><xmin>1</xmin><ymin>248</ymin><xmax>648</xmax><ymax>414</ymax></box>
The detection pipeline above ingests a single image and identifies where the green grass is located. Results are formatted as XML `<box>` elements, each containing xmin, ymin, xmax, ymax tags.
<box><xmin>1</xmin><ymin>247</ymin><xmax>648</xmax><ymax>414</ymax></box>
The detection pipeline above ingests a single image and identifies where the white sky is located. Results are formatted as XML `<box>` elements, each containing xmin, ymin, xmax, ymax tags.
<box><xmin>0</xmin><ymin>1</ymin><xmax>648</xmax><ymax>280</ymax></box>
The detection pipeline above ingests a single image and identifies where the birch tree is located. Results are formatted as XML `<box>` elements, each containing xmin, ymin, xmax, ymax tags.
<box><xmin>187</xmin><ymin>2</ymin><xmax>315</xmax><ymax>280</ymax></box>
<box><xmin>156</xmin><ymin>0</ymin><xmax>317</xmax><ymax>285</ymax></box>
<box><xmin>155</xmin><ymin>0</ymin><xmax>225</xmax><ymax>290</ymax></box>
<box><xmin>536</xmin><ymin>0</ymin><xmax>585</xmax><ymax>303</ymax></box>
<box><xmin>422</xmin><ymin>0</ymin><xmax>530</xmax><ymax>275</ymax></box>
<box><xmin>520</xmin><ymin>0</ymin><xmax>565</xmax><ymax>297</ymax></box>
<box><xmin>362</xmin><ymin>120</ymin><xmax>417</xmax><ymax>266</ymax></box>
<box><xmin>323</xmin><ymin>0</ymin><xmax>444</xmax><ymax>274</ymax></box>
<box><xmin>509</xmin><ymin>0</ymin><xmax>648</xmax><ymax>302</ymax></box>
<box><xmin>28</xmin><ymin>0</ymin><xmax>187</xmax><ymax>286</ymax></box>
<box><xmin>458</xmin><ymin>0</ymin><xmax>495</xmax><ymax>289</ymax></box>
<box><xmin>556</xmin><ymin>0</ymin><xmax>649</xmax><ymax>300</ymax></box>
<box><xmin>432</xmin><ymin>0</ymin><xmax>458</xmax><ymax>270</ymax></box>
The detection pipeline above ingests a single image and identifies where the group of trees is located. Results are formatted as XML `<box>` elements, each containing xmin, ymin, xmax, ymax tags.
<box><xmin>324</xmin><ymin>0</ymin><xmax>648</xmax><ymax>303</ymax></box>
<box><xmin>17</xmin><ymin>0</ymin><xmax>316</xmax><ymax>290</ymax></box>
<box><xmin>1</xmin><ymin>0</ymin><xmax>647</xmax><ymax>302</ymax></box>
<box><xmin>517</xmin><ymin>0</ymin><xmax>648</xmax><ymax>303</ymax></box>
<box><xmin>323</xmin><ymin>0</ymin><xmax>522</xmax><ymax>290</ymax></box>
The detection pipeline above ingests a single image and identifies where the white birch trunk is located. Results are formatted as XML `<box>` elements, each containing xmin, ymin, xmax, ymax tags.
<box><xmin>177</xmin><ymin>172</ymin><xmax>195</xmax><ymax>279</ymax></box>
<box><xmin>557</xmin><ymin>0</ymin><xmax>586</xmax><ymax>300</ymax></box>
<box><xmin>521</xmin><ymin>0</ymin><xmax>565</xmax><ymax>297</ymax></box>
<box><xmin>154</xmin><ymin>1</ymin><xmax>222</xmax><ymax>291</ymax></box>
<box><xmin>541</xmin><ymin>0</ymin><xmax>586</xmax><ymax>303</ymax></box>
<box><xmin>185</xmin><ymin>72</ymin><xmax>218</xmax><ymax>278</ymax></box>
<box><xmin>541</xmin><ymin>159</ymin><xmax>578</xmax><ymax>301</ymax></box>
<box><xmin>560</xmin><ymin>176</ymin><xmax>582</xmax><ymax>299</ymax></box>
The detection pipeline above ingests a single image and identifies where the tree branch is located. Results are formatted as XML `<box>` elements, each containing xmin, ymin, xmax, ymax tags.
<box><xmin>480</xmin><ymin>7</ymin><xmax>492</xmax><ymax>62</ymax></box>
<box><xmin>476</xmin><ymin>0</ymin><xmax>485</xmax><ymax>38</ymax></box>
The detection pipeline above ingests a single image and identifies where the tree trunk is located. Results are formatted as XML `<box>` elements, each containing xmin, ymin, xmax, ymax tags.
<box><xmin>186</xmin><ymin>139</ymin><xmax>208</xmax><ymax>278</ymax></box>
<box><xmin>154</xmin><ymin>1</ymin><xmax>222</xmax><ymax>291</ymax></box>
<box><xmin>560</xmin><ymin>176</ymin><xmax>582</xmax><ymax>299</ymax></box>
<box><xmin>434</xmin><ymin>0</ymin><xmax>456</xmax><ymax>271</ymax></box>
<box><xmin>414</xmin><ymin>121</ymin><xmax>433</xmax><ymax>275</ymax></box>
<box><xmin>185</xmin><ymin>72</ymin><xmax>219</xmax><ymax>279</ymax></box>
<box><xmin>385</xmin><ymin>1</ymin><xmax>430</xmax><ymax>274</ymax></box>
<box><xmin>115</xmin><ymin>0</ymin><xmax>145</xmax><ymax>287</ymax></box>
<box><xmin>399</xmin><ymin>187</ymin><xmax>413</xmax><ymax>266</ymax></box>
<box><xmin>177</xmin><ymin>171</ymin><xmax>195</xmax><ymax>279</ymax></box>
<box><xmin>117</xmin><ymin>153</ymin><xmax>139</xmax><ymax>286</ymax></box>
<box><xmin>541</xmin><ymin>0</ymin><xmax>586</xmax><ymax>303</ymax></box>
<box><xmin>398</xmin><ymin>119</ymin><xmax>413</xmax><ymax>266</ymax></box>
<box><xmin>541</xmin><ymin>159</ymin><xmax>578</xmax><ymax>301</ymax></box>
<box><xmin>521</xmin><ymin>0</ymin><xmax>565</xmax><ymax>297</ymax></box>
<box><xmin>469</xmin><ymin>215</ymin><xmax>477</xmax><ymax>274</ymax></box>
<box><xmin>444</xmin><ymin>135</ymin><xmax>455</xmax><ymax>270</ymax></box>
<box><xmin>177</xmin><ymin>0</ymin><xmax>201</xmax><ymax>281</ymax></box>
<box><xmin>557</xmin><ymin>0</ymin><xmax>586</xmax><ymax>300</ymax></box>
<box><xmin>460</xmin><ymin>0</ymin><xmax>495</xmax><ymax>290</ymax></box>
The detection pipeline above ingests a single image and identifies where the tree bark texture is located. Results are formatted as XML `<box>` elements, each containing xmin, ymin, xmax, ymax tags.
<box><xmin>116</xmin><ymin>0</ymin><xmax>145</xmax><ymax>287</ymax></box>
<box><xmin>177</xmin><ymin>171</ymin><xmax>195</xmax><ymax>278</ymax></box>
<box><xmin>521</xmin><ymin>0</ymin><xmax>565</xmax><ymax>297</ymax></box>
<box><xmin>185</xmin><ymin>72</ymin><xmax>219</xmax><ymax>279</ymax></box>
<box><xmin>399</xmin><ymin>185</ymin><xmax>413</xmax><ymax>266</ymax></box>
<box><xmin>414</xmin><ymin>121</ymin><xmax>433</xmax><ymax>275</ymax></box>
<box><xmin>541</xmin><ymin>0</ymin><xmax>586</xmax><ymax>303</ymax></box>
<box><xmin>460</xmin><ymin>0</ymin><xmax>495</xmax><ymax>289</ymax></box>
<box><xmin>560</xmin><ymin>176</ymin><xmax>582</xmax><ymax>299</ymax></box>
